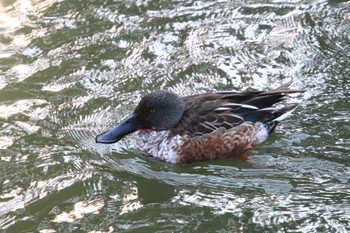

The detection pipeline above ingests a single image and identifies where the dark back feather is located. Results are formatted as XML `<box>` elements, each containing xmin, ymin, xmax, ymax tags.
<box><xmin>173</xmin><ymin>85</ymin><xmax>304</xmax><ymax>137</ymax></box>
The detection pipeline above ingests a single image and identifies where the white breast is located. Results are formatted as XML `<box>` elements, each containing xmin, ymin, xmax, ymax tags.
<box><xmin>133</xmin><ymin>130</ymin><xmax>183</xmax><ymax>163</ymax></box>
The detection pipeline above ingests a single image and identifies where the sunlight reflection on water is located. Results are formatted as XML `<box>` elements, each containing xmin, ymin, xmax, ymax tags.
<box><xmin>0</xmin><ymin>0</ymin><xmax>350</xmax><ymax>232</ymax></box>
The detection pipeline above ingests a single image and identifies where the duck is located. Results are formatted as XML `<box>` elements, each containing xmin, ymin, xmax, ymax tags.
<box><xmin>96</xmin><ymin>82</ymin><xmax>304</xmax><ymax>163</ymax></box>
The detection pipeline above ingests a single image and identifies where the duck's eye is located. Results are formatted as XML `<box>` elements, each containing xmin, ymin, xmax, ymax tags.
<box><xmin>150</xmin><ymin>108</ymin><xmax>156</xmax><ymax>113</ymax></box>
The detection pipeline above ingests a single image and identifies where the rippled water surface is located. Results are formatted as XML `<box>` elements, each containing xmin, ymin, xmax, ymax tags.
<box><xmin>1</xmin><ymin>0</ymin><xmax>350</xmax><ymax>232</ymax></box>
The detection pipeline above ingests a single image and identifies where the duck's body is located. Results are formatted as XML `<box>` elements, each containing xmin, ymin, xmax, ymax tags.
<box><xmin>96</xmin><ymin>83</ymin><xmax>304</xmax><ymax>163</ymax></box>
<box><xmin>134</xmin><ymin>123</ymin><xmax>261</xmax><ymax>163</ymax></box>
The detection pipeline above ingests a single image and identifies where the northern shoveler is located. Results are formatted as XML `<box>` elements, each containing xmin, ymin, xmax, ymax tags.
<box><xmin>96</xmin><ymin>83</ymin><xmax>304</xmax><ymax>163</ymax></box>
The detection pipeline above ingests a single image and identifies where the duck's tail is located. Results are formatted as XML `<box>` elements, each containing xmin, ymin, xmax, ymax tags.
<box><xmin>252</xmin><ymin>104</ymin><xmax>299</xmax><ymax>145</ymax></box>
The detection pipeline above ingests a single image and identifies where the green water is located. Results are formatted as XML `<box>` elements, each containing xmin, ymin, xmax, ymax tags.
<box><xmin>1</xmin><ymin>0</ymin><xmax>350</xmax><ymax>232</ymax></box>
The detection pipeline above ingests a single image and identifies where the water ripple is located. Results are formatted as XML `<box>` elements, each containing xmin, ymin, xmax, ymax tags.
<box><xmin>1</xmin><ymin>0</ymin><xmax>350</xmax><ymax>232</ymax></box>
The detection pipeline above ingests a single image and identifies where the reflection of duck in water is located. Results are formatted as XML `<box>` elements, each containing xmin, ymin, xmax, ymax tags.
<box><xmin>96</xmin><ymin>83</ymin><xmax>304</xmax><ymax>163</ymax></box>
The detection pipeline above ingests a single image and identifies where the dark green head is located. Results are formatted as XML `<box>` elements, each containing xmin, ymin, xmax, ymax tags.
<box><xmin>96</xmin><ymin>91</ymin><xmax>185</xmax><ymax>144</ymax></box>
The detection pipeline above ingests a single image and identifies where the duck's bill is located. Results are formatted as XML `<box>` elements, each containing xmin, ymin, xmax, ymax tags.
<box><xmin>95</xmin><ymin>114</ymin><xmax>142</xmax><ymax>144</ymax></box>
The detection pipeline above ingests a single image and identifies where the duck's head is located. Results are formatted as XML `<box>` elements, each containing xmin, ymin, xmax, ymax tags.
<box><xmin>96</xmin><ymin>91</ymin><xmax>185</xmax><ymax>144</ymax></box>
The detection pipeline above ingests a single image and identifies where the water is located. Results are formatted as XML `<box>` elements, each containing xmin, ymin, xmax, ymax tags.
<box><xmin>1</xmin><ymin>0</ymin><xmax>350</xmax><ymax>232</ymax></box>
